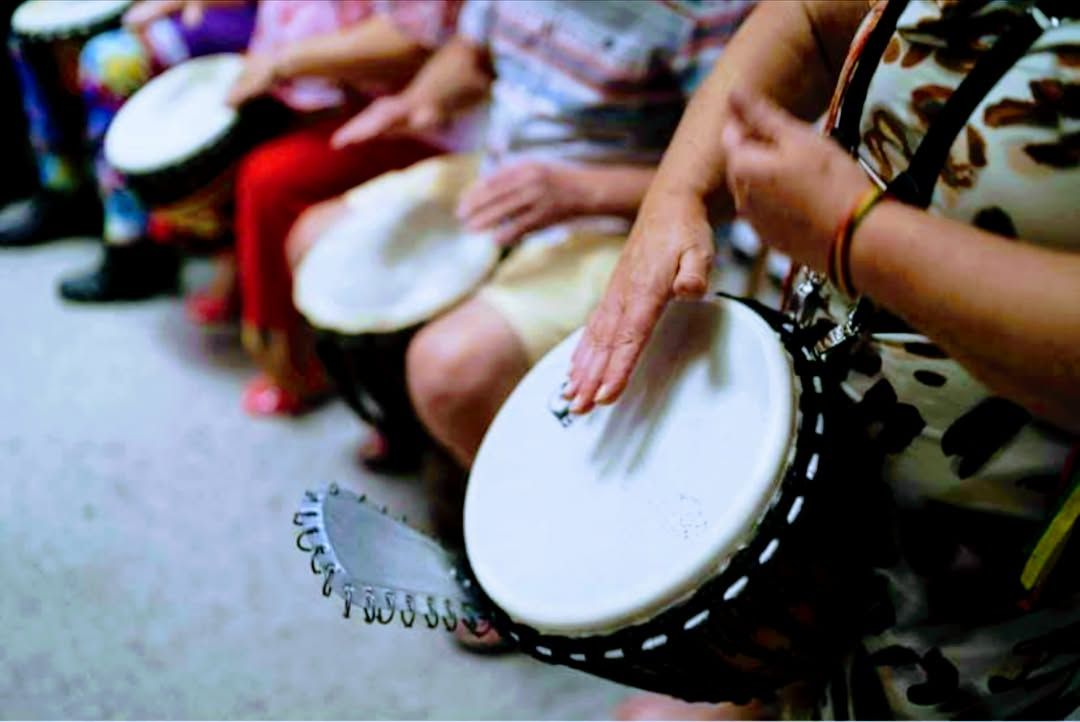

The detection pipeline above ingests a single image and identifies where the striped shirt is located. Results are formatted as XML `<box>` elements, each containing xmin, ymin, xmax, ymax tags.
<box><xmin>250</xmin><ymin>0</ymin><xmax>462</xmax><ymax>111</ymax></box>
<box><xmin>458</xmin><ymin>0</ymin><xmax>755</xmax><ymax>170</ymax></box>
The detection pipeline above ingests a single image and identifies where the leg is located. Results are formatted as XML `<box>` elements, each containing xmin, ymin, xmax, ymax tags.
<box><xmin>58</xmin><ymin>28</ymin><xmax>176</xmax><ymax>302</ymax></box>
<box><xmin>615</xmin><ymin>695</ymin><xmax>773</xmax><ymax>721</ymax></box>
<box><xmin>235</xmin><ymin>115</ymin><xmax>441</xmax><ymax>413</ymax></box>
<box><xmin>406</xmin><ymin>297</ymin><xmax>531</xmax><ymax>468</ymax></box>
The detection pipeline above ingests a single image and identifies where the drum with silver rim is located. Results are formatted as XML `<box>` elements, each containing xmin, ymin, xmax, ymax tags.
<box><xmin>295</xmin><ymin>294</ymin><xmax>877</xmax><ymax>703</ymax></box>
<box><xmin>294</xmin><ymin>155</ymin><xmax>500</xmax><ymax>460</ymax></box>
<box><xmin>104</xmin><ymin>53</ymin><xmax>286</xmax><ymax>241</ymax></box>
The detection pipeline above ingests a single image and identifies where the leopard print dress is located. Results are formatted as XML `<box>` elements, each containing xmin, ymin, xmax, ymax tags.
<box><xmin>800</xmin><ymin>1</ymin><xmax>1080</xmax><ymax>718</ymax></box>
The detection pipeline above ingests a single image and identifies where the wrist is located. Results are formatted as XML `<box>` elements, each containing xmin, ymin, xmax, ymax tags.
<box><xmin>847</xmin><ymin>196</ymin><xmax>899</xmax><ymax>297</ymax></box>
<box><xmin>271</xmin><ymin>48</ymin><xmax>295</xmax><ymax>82</ymax></box>
<box><xmin>561</xmin><ymin>166</ymin><xmax>600</xmax><ymax>216</ymax></box>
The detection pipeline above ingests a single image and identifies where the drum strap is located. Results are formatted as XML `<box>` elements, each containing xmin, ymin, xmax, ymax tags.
<box><xmin>885</xmin><ymin>0</ymin><xmax>1065</xmax><ymax>207</ymax></box>
<box><xmin>830</xmin><ymin>0</ymin><xmax>910</xmax><ymax>155</ymax></box>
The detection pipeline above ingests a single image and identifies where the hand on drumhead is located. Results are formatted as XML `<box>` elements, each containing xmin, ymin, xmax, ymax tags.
<box><xmin>330</xmin><ymin>94</ymin><xmax>445</xmax><ymax>149</ymax></box>
<box><xmin>457</xmin><ymin>163</ymin><xmax>586</xmax><ymax>247</ymax></box>
<box><xmin>226</xmin><ymin>53</ymin><xmax>279</xmax><ymax>108</ymax></box>
<box><xmin>565</xmin><ymin>192</ymin><xmax>715</xmax><ymax>414</ymax></box>
<box><xmin>720</xmin><ymin>88</ymin><xmax>872</xmax><ymax>272</ymax></box>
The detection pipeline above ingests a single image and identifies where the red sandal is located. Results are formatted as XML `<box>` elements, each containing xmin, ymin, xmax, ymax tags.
<box><xmin>184</xmin><ymin>288</ymin><xmax>239</xmax><ymax>327</ymax></box>
<box><xmin>241</xmin><ymin>374</ymin><xmax>331</xmax><ymax>417</ymax></box>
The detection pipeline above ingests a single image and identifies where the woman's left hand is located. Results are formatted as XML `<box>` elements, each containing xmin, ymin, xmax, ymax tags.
<box><xmin>721</xmin><ymin>88</ymin><xmax>873</xmax><ymax>272</ymax></box>
<box><xmin>457</xmin><ymin>162</ymin><xmax>586</xmax><ymax>247</ymax></box>
<box><xmin>227</xmin><ymin>53</ymin><xmax>279</xmax><ymax>108</ymax></box>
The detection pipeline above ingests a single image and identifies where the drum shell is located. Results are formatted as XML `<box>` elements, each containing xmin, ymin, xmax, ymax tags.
<box><xmin>11</xmin><ymin>3</ymin><xmax>128</xmax><ymax>162</ymax></box>
<box><xmin>312</xmin><ymin>325</ymin><xmax>428</xmax><ymax>451</ymax></box>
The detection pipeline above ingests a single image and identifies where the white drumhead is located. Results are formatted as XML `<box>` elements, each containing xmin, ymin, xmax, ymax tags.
<box><xmin>294</xmin><ymin>156</ymin><xmax>499</xmax><ymax>334</ymax></box>
<box><xmin>465</xmin><ymin>298</ymin><xmax>797</xmax><ymax>636</ymax></box>
<box><xmin>12</xmin><ymin>0</ymin><xmax>130</xmax><ymax>36</ymax></box>
<box><xmin>105</xmin><ymin>53</ymin><xmax>244</xmax><ymax>175</ymax></box>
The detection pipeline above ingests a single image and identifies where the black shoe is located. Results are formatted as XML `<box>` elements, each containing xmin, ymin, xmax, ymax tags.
<box><xmin>58</xmin><ymin>243</ymin><xmax>180</xmax><ymax>303</ymax></box>
<box><xmin>0</xmin><ymin>189</ymin><xmax>102</xmax><ymax>247</ymax></box>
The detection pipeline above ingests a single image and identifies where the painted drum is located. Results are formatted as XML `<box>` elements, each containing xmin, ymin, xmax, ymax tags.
<box><xmin>12</xmin><ymin>0</ymin><xmax>130</xmax><ymax>40</ymax></box>
<box><xmin>103</xmin><ymin>53</ymin><xmax>286</xmax><ymax>240</ymax></box>
<box><xmin>105</xmin><ymin>53</ymin><xmax>245</xmax><ymax>178</ymax></box>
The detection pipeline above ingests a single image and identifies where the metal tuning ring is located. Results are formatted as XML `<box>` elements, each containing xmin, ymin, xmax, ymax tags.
<box><xmin>309</xmin><ymin>545</ymin><xmax>327</xmax><ymax>575</ymax></box>
<box><xmin>363</xmin><ymin>588</ymin><xmax>378</xmax><ymax>624</ymax></box>
<box><xmin>424</xmin><ymin>597</ymin><xmax>440</xmax><ymax>629</ymax></box>
<box><xmin>375</xmin><ymin>592</ymin><xmax>396</xmax><ymax>625</ymax></box>
<box><xmin>401</xmin><ymin>595</ymin><xmax>417</xmax><ymax>628</ymax></box>
<box><xmin>342</xmin><ymin>584</ymin><xmax>354</xmax><ymax>619</ymax></box>
<box><xmin>296</xmin><ymin>527</ymin><xmax>318</xmax><ymax>552</ymax></box>
<box><xmin>442</xmin><ymin>599</ymin><xmax>458</xmax><ymax>631</ymax></box>
<box><xmin>321</xmin><ymin>567</ymin><xmax>335</xmax><ymax>598</ymax></box>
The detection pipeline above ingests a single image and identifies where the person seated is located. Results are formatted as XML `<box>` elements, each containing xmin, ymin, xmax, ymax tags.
<box><xmin>197</xmin><ymin>0</ymin><xmax>465</xmax><ymax>417</ymax></box>
<box><xmin>1</xmin><ymin>0</ymin><xmax>257</xmax><ymax>304</ymax></box>
<box><xmin>563</xmin><ymin>0</ymin><xmax>1080</xmax><ymax>718</ymax></box>
<box><xmin>289</xmin><ymin>0</ymin><xmax>754</xmax><ymax>470</ymax></box>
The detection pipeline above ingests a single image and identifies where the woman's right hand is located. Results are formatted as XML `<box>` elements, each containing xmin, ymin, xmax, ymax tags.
<box><xmin>330</xmin><ymin>92</ymin><xmax>445</xmax><ymax>149</ymax></box>
<box><xmin>123</xmin><ymin>0</ymin><xmax>207</xmax><ymax>33</ymax></box>
<box><xmin>565</xmin><ymin>190</ymin><xmax>715</xmax><ymax>414</ymax></box>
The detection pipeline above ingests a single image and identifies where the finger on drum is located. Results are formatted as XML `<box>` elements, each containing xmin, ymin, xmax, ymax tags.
<box><xmin>595</xmin><ymin>293</ymin><xmax>667</xmax><ymax>406</ymax></box>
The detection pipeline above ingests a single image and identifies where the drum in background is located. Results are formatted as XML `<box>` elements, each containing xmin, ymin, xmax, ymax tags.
<box><xmin>104</xmin><ymin>53</ymin><xmax>287</xmax><ymax>244</ymax></box>
<box><xmin>294</xmin><ymin>155</ymin><xmax>500</xmax><ymax>461</ymax></box>
<box><xmin>11</xmin><ymin>1</ymin><xmax>131</xmax><ymax>163</ymax></box>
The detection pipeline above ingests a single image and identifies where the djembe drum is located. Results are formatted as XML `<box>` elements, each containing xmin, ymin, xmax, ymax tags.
<box><xmin>293</xmin><ymin>155</ymin><xmax>500</xmax><ymax>466</ymax></box>
<box><xmin>295</xmin><ymin>293</ymin><xmax>879</xmax><ymax>703</ymax></box>
<box><xmin>104</xmin><ymin>53</ymin><xmax>286</xmax><ymax>243</ymax></box>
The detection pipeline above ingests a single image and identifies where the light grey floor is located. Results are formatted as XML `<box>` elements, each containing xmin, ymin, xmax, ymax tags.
<box><xmin>0</xmin><ymin>239</ymin><xmax>634</xmax><ymax>720</ymax></box>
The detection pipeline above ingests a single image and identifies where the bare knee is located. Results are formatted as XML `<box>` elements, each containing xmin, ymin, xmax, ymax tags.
<box><xmin>405</xmin><ymin>304</ymin><xmax>529</xmax><ymax>462</ymax></box>
<box><xmin>406</xmin><ymin>323</ymin><xmax>487</xmax><ymax>431</ymax></box>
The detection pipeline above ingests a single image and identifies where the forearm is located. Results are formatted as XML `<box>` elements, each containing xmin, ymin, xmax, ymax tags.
<box><xmin>648</xmin><ymin>1</ymin><xmax>869</xmax><ymax>217</ymax></box>
<box><xmin>274</xmin><ymin>15</ymin><xmax>428</xmax><ymax>91</ymax></box>
<box><xmin>400</xmin><ymin>37</ymin><xmax>492</xmax><ymax>116</ymax></box>
<box><xmin>852</xmin><ymin>202</ymin><xmax>1080</xmax><ymax>432</ymax></box>
<box><xmin>572</xmin><ymin>165</ymin><xmax>656</xmax><ymax>219</ymax></box>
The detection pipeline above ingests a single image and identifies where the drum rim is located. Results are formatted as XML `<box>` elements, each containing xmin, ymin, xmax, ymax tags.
<box><xmin>12</xmin><ymin>0</ymin><xmax>131</xmax><ymax>41</ymax></box>
<box><xmin>469</xmin><ymin>294</ymin><xmax>847</xmax><ymax>698</ymax></box>
<box><xmin>104</xmin><ymin>53</ymin><xmax>246</xmax><ymax>178</ymax></box>
<box><xmin>293</xmin><ymin>161</ymin><xmax>501</xmax><ymax>334</ymax></box>
<box><xmin>463</xmin><ymin>296</ymin><xmax>799</xmax><ymax>635</ymax></box>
